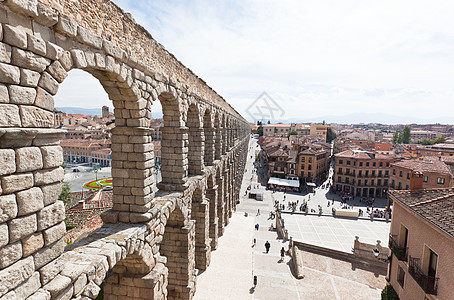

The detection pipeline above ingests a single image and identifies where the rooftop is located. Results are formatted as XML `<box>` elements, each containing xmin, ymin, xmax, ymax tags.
<box><xmin>391</xmin><ymin>158</ymin><xmax>453</xmax><ymax>176</ymax></box>
<box><xmin>335</xmin><ymin>149</ymin><xmax>394</xmax><ymax>160</ymax></box>
<box><xmin>391</xmin><ymin>188</ymin><xmax>454</xmax><ymax>238</ymax></box>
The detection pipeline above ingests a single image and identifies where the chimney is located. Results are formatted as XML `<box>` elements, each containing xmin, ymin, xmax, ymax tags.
<box><xmin>410</xmin><ymin>171</ymin><xmax>424</xmax><ymax>191</ymax></box>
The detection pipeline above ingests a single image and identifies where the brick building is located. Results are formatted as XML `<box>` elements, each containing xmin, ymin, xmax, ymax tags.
<box><xmin>296</xmin><ymin>147</ymin><xmax>330</xmax><ymax>183</ymax></box>
<box><xmin>61</xmin><ymin>139</ymin><xmax>112</xmax><ymax>166</ymax></box>
<box><xmin>333</xmin><ymin>149</ymin><xmax>396</xmax><ymax>197</ymax></box>
<box><xmin>390</xmin><ymin>158</ymin><xmax>453</xmax><ymax>190</ymax></box>
<box><xmin>387</xmin><ymin>188</ymin><xmax>454</xmax><ymax>299</ymax></box>
<box><xmin>263</xmin><ymin>123</ymin><xmax>291</xmax><ymax>137</ymax></box>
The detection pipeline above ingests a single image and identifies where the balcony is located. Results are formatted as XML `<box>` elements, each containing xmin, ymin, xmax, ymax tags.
<box><xmin>408</xmin><ymin>256</ymin><xmax>439</xmax><ymax>295</ymax></box>
<box><xmin>388</xmin><ymin>234</ymin><xmax>408</xmax><ymax>261</ymax></box>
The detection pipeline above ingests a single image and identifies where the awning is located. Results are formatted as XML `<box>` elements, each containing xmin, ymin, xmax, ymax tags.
<box><xmin>306</xmin><ymin>182</ymin><xmax>316</xmax><ymax>187</ymax></box>
<box><xmin>267</xmin><ymin>177</ymin><xmax>300</xmax><ymax>188</ymax></box>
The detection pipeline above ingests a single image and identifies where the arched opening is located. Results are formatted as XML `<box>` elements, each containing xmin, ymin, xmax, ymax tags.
<box><xmin>206</xmin><ymin>172</ymin><xmax>219</xmax><ymax>249</ymax></box>
<box><xmin>190</xmin><ymin>186</ymin><xmax>211</xmax><ymax>271</ymax></box>
<box><xmin>161</xmin><ymin>207</ymin><xmax>196</xmax><ymax>300</ymax></box>
<box><xmin>214</xmin><ymin>111</ymin><xmax>222</xmax><ymax>160</ymax></box>
<box><xmin>203</xmin><ymin>109</ymin><xmax>215</xmax><ymax>166</ymax></box>
<box><xmin>187</xmin><ymin>103</ymin><xmax>204</xmax><ymax>175</ymax></box>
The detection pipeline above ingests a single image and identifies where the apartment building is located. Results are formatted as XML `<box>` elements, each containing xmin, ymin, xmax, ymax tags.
<box><xmin>296</xmin><ymin>147</ymin><xmax>330</xmax><ymax>182</ymax></box>
<box><xmin>413</xmin><ymin>143</ymin><xmax>454</xmax><ymax>157</ymax></box>
<box><xmin>387</xmin><ymin>188</ymin><xmax>454</xmax><ymax>299</ymax></box>
<box><xmin>410</xmin><ymin>130</ymin><xmax>441</xmax><ymax>143</ymax></box>
<box><xmin>310</xmin><ymin>124</ymin><xmax>327</xmax><ymax>142</ymax></box>
<box><xmin>333</xmin><ymin>149</ymin><xmax>396</xmax><ymax>197</ymax></box>
<box><xmin>61</xmin><ymin>139</ymin><xmax>112</xmax><ymax>166</ymax></box>
<box><xmin>390</xmin><ymin>158</ymin><xmax>453</xmax><ymax>190</ymax></box>
<box><xmin>263</xmin><ymin>123</ymin><xmax>291</xmax><ymax>137</ymax></box>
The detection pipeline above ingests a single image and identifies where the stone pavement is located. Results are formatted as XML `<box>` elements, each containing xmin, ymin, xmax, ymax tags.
<box><xmin>194</xmin><ymin>137</ymin><xmax>385</xmax><ymax>299</ymax></box>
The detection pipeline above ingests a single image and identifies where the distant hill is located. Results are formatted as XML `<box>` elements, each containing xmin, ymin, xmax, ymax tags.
<box><xmin>55</xmin><ymin>107</ymin><xmax>104</xmax><ymax>116</ymax></box>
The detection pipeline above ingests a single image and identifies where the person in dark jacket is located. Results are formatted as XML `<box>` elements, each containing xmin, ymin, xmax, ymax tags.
<box><xmin>264</xmin><ymin>241</ymin><xmax>270</xmax><ymax>253</ymax></box>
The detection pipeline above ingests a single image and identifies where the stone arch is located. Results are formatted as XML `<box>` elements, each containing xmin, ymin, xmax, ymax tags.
<box><xmin>160</xmin><ymin>206</ymin><xmax>196</xmax><ymax>300</ymax></box>
<box><xmin>189</xmin><ymin>185</ymin><xmax>210</xmax><ymax>271</ymax></box>
<box><xmin>206</xmin><ymin>171</ymin><xmax>219</xmax><ymax>249</ymax></box>
<box><xmin>187</xmin><ymin>103</ymin><xmax>204</xmax><ymax>176</ymax></box>
<box><xmin>156</xmin><ymin>91</ymin><xmax>188</xmax><ymax>191</ymax></box>
<box><xmin>214</xmin><ymin>110</ymin><xmax>222</xmax><ymax>160</ymax></box>
<box><xmin>203</xmin><ymin>107</ymin><xmax>215</xmax><ymax>166</ymax></box>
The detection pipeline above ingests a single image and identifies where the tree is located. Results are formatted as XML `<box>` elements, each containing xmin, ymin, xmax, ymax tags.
<box><xmin>267</xmin><ymin>120</ymin><xmax>271</xmax><ymax>124</ymax></box>
<box><xmin>59</xmin><ymin>182</ymin><xmax>71</xmax><ymax>203</ymax></box>
<box><xmin>257</xmin><ymin>120</ymin><xmax>262</xmax><ymax>125</ymax></box>
<box><xmin>288</xmin><ymin>130</ymin><xmax>298</xmax><ymax>136</ymax></box>
<box><xmin>401</xmin><ymin>126</ymin><xmax>411</xmax><ymax>144</ymax></box>
<box><xmin>326</xmin><ymin>127</ymin><xmax>337</xmax><ymax>143</ymax></box>
<box><xmin>381</xmin><ymin>284</ymin><xmax>399</xmax><ymax>300</ymax></box>
<box><xmin>257</xmin><ymin>125</ymin><xmax>263</xmax><ymax>136</ymax></box>
<box><xmin>392</xmin><ymin>130</ymin><xmax>400</xmax><ymax>144</ymax></box>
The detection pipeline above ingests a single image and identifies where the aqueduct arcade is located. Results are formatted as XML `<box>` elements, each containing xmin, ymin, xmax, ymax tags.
<box><xmin>0</xmin><ymin>0</ymin><xmax>250</xmax><ymax>299</ymax></box>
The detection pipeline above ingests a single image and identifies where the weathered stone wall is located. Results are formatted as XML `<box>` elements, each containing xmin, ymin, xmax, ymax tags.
<box><xmin>0</xmin><ymin>0</ymin><xmax>250</xmax><ymax>299</ymax></box>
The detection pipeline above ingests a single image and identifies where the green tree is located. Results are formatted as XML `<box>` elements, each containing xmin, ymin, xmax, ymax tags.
<box><xmin>267</xmin><ymin>120</ymin><xmax>271</xmax><ymax>124</ymax></box>
<box><xmin>381</xmin><ymin>284</ymin><xmax>399</xmax><ymax>300</ymax></box>
<box><xmin>392</xmin><ymin>130</ymin><xmax>400</xmax><ymax>144</ymax></box>
<box><xmin>419</xmin><ymin>139</ymin><xmax>433</xmax><ymax>145</ymax></box>
<box><xmin>288</xmin><ymin>130</ymin><xmax>298</xmax><ymax>136</ymax></box>
<box><xmin>326</xmin><ymin>127</ymin><xmax>337</xmax><ymax>143</ymax></box>
<box><xmin>257</xmin><ymin>120</ymin><xmax>262</xmax><ymax>125</ymax></box>
<box><xmin>433</xmin><ymin>135</ymin><xmax>446</xmax><ymax>144</ymax></box>
<box><xmin>257</xmin><ymin>125</ymin><xmax>263</xmax><ymax>136</ymax></box>
<box><xmin>59</xmin><ymin>182</ymin><xmax>71</xmax><ymax>203</ymax></box>
<box><xmin>401</xmin><ymin>126</ymin><xmax>411</xmax><ymax>144</ymax></box>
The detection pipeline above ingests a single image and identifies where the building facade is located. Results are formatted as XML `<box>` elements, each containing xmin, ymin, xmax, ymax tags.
<box><xmin>296</xmin><ymin>148</ymin><xmax>330</xmax><ymax>183</ymax></box>
<box><xmin>263</xmin><ymin>123</ymin><xmax>291</xmax><ymax>137</ymax></box>
<box><xmin>310</xmin><ymin>123</ymin><xmax>327</xmax><ymax>142</ymax></box>
<box><xmin>333</xmin><ymin>149</ymin><xmax>396</xmax><ymax>197</ymax></box>
<box><xmin>390</xmin><ymin>158</ymin><xmax>453</xmax><ymax>190</ymax></box>
<box><xmin>387</xmin><ymin>188</ymin><xmax>454</xmax><ymax>300</ymax></box>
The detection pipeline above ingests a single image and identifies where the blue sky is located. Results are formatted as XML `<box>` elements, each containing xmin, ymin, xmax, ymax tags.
<box><xmin>55</xmin><ymin>0</ymin><xmax>454</xmax><ymax>124</ymax></box>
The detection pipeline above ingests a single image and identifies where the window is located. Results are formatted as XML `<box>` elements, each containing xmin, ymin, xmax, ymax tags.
<box><xmin>391</xmin><ymin>179</ymin><xmax>395</xmax><ymax>188</ymax></box>
<box><xmin>308</xmin><ymin>172</ymin><xmax>311</xmax><ymax>178</ymax></box>
<box><xmin>423</xmin><ymin>176</ymin><xmax>428</xmax><ymax>182</ymax></box>
<box><xmin>301</xmin><ymin>171</ymin><xmax>304</xmax><ymax>176</ymax></box>
<box><xmin>378</xmin><ymin>179</ymin><xmax>381</xmax><ymax>186</ymax></box>
<box><xmin>379</xmin><ymin>162</ymin><xmax>383</xmax><ymax>167</ymax></box>
<box><xmin>373</xmin><ymin>162</ymin><xmax>376</xmax><ymax>167</ymax></box>
<box><xmin>371</xmin><ymin>180</ymin><xmax>374</xmax><ymax>186</ymax></box>
<box><xmin>358</xmin><ymin>170</ymin><xmax>362</xmax><ymax>177</ymax></box>
<box><xmin>345</xmin><ymin>177</ymin><xmax>349</xmax><ymax>184</ymax></box>
<box><xmin>339</xmin><ymin>160</ymin><xmax>343</xmax><ymax>164</ymax></box>
<box><xmin>359</xmin><ymin>162</ymin><xmax>363</xmax><ymax>166</ymax></box>
<box><xmin>407</xmin><ymin>173</ymin><xmax>410</xmax><ymax>179</ymax></box>
<box><xmin>393</xmin><ymin>169</ymin><xmax>396</xmax><ymax>175</ymax></box>
<box><xmin>384</xmin><ymin>179</ymin><xmax>388</xmax><ymax>186</ymax></box>
<box><xmin>385</xmin><ymin>171</ymin><xmax>389</xmax><ymax>177</ymax></box>
<box><xmin>358</xmin><ymin>180</ymin><xmax>361</xmax><ymax>185</ymax></box>
<box><xmin>399</xmin><ymin>171</ymin><xmax>403</xmax><ymax>177</ymax></box>
<box><xmin>365</xmin><ymin>179</ymin><xmax>368</xmax><ymax>186</ymax></box>
<box><xmin>338</xmin><ymin>168</ymin><xmax>342</xmax><ymax>173</ymax></box>
<box><xmin>338</xmin><ymin>176</ymin><xmax>341</xmax><ymax>182</ymax></box>
<box><xmin>427</xmin><ymin>248</ymin><xmax>438</xmax><ymax>279</ymax></box>
<box><xmin>386</xmin><ymin>162</ymin><xmax>390</xmax><ymax>167</ymax></box>
<box><xmin>405</xmin><ymin>184</ymin><xmax>409</xmax><ymax>190</ymax></box>
<box><xmin>346</xmin><ymin>160</ymin><xmax>351</xmax><ymax>165</ymax></box>
<box><xmin>301</xmin><ymin>164</ymin><xmax>305</xmax><ymax>169</ymax></box>
<box><xmin>365</xmin><ymin>170</ymin><xmax>369</xmax><ymax>176</ymax></box>
<box><xmin>437</xmin><ymin>177</ymin><xmax>445</xmax><ymax>184</ymax></box>
<box><xmin>309</xmin><ymin>157</ymin><xmax>312</xmax><ymax>163</ymax></box>
<box><xmin>397</xmin><ymin>266</ymin><xmax>405</xmax><ymax>287</ymax></box>
<box><xmin>301</xmin><ymin>157</ymin><xmax>305</xmax><ymax>162</ymax></box>
<box><xmin>398</xmin><ymin>182</ymin><xmax>402</xmax><ymax>189</ymax></box>
<box><xmin>308</xmin><ymin>164</ymin><xmax>312</xmax><ymax>170</ymax></box>
<box><xmin>366</xmin><ymin>162</ymin><xmax>370</xmax><ymax>167</ymax></box>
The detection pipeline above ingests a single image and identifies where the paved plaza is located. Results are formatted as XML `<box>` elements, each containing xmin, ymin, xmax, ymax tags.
<box><xmin>281</xmin><ymin>213</ymin><xmax>390</xmax><ymax>252</ymax></box>
<box><xmin>194</xmin><ymin>137</ymin><xmax>386</xmax><ymax>299</ymax></box>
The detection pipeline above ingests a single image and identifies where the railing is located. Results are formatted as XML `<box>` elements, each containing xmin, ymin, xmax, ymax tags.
<box><xmin>408</xmin><ymin>256</ymin><xmax>439</xmax><ymax>295</ymax></box>
<box><xmin>388</xmin><ymin>234</ymin><xmax>407</xmax><ymax>261</ymax></box>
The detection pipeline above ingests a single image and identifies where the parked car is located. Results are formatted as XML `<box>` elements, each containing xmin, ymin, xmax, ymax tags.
<box><xmin>73</xmin><ymin>168</ymin><xmax>80</xmax><ymax>172</ymax></box>
<box><xmin>103</xmin><ymin>186</ymin><xmax>113</xmax><ymax>191</ymax></box>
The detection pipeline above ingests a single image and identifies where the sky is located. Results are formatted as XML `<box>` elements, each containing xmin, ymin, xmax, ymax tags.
<box><xmin>55</xmin><ymin>0</ymin><xmax>454</xmax><ymax>124</ymax></box>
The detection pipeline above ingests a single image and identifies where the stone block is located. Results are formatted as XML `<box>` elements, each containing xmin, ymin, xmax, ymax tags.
<box><xmin>43</xmin><ymin>221</ymin><xmax>65</xmax><ymax>245</ymax></box>
<box><xmin>19</xmin><ymin>105</ymin><xmax>54</xmax><ymax>127</ymax></box>
<box><xmin>82</xmin><ymin>280</ymin><xmax>100</xmax><ymax>298</ymax></box>
<box><xmin>26</xmin><ymin>288</ymin><xmax>51</xmax><ymax>300</ymax></box>
<box><xmin>55</xmin><ymin>14</ymin><xmax>78</xmax><ymax>37</ymax></box>
<box><xmin>16</xmin><ymin>146</ymin><xmax>43</xmax><ymax>172</ymax></box>
<box><xmin>0</xmin><ymin>42</ymin><xmax>12</xmax><ymax>63</ymax></box>
<box><xmin>70</xmin><ymin>49</ymin><xmax>87</xmax><ymax>68</ymax></box>
<box><xmin>34</xmin><ymin>87</ymin><xmax>54</xmax><ymax>111</ymax></box>
<box><xmin>27</xmin><ymin>33</ymin><xmax>46</xmax><ymax>56</ymax></box>
<box><xmin>0</xmin><ymin>241</ymin><xmax>22</xmax><ymax>268</ymax></box>
<box><xmin>34</xmin><ymin>167</ymin><xmax>63</xmax><ymax>186</ymax></box>
<box><xmin>20</xmin><ymin>68</ymin><xmax>40</xmax><ymax>87</ymax></box>
<box><xmin>16</xmin><ymin>186</ymin><xmax>44</xmax><ymax>216</ymax></box>
<box><xmin>40</xmin><ymin>145</ymin><xmax>63</xmax><ymax>169</ymax></box>
<box><xmin>77</xmin><ymin>26</ymin><xmax>102</xmax><ymax>49</ymax></box>
<box><xmin>42</xmin><ymin>274</ymin><xmax>71</xmax><ymax>298</ymax></box>
<box><xmin>0</xmin><ymin>290</ymin><xmax>16</xmax><ymax>300</ymax></box>
<box><xmin>57</xmin><ymin>50</ymin><xmax>72</xmax><ymax>71</ymax></box>
<box><xmin>0</xmin><ymin>223</ymin><xmax>8</xmax><ymax>248</ymax></box>
<box><xmin>38</xmin><ymin>71</ymin><xmax>58</xmax><ymax>95</ymax></box>
<box><xmin>37</xmin><ymin>201</ymin><xmax>64</xmax><ymax>231</ymax></box>
<box><xmin>36</xmin><ymin>2</ymin><xmax>58</xmax><ymax>27</ymax></box>
<box><xmin>12</xmin><ymin>47</ymin><xmax>50</xmax><ymax>72</ymax></box>
<box><xmin>40</xmin><ymin>182</ymin><xmax>61</xmax><ymax>206</ymax></box>
<box><xmin>8</xmin><ymin>85</ymin><xmax>36</xmax><ymax>105</ymax></box>
<box><xmin>0</xmin><ymin>62</ymin><xmax>20</xmax><ymax>84</ymax></box>
<box><xmin>33</xmin><ymin>238</ymin><xmax>64</xmax><ymax>269</ymax></box>
<box><xmin>46</xmin><ymin>41</ymin><xmax>63</xmax><ymax>61</ymax></box>
<box><xmin>46</xmin><ymin>61</ymin><xmax>67</xmax><ymax>83</ymax></box>
<box><xmin>103</xmin><ymin>40</ymin><xmax>123</xmax><ymax>60</ymax></box>
<box><xmin>0</xmin><ymin>256</ymin><xmax>35</xmax><ymax>297</ymax></box>
<box><xmin>8</xmin><ymin>213</ymin><xmax>37</xmax><ymax>242</ymax></box>
<box><xmin>38</xmin><ymin>256</ymin><xmax>64</xmax><ymax>285</ymax></box>
<box><xmin>0</xmin><ymin>83</ymin><xmax>8</xmax><ymax>103</ymax></box>
<box><xmin>1</xmin><ymin>173</ymin><xmax>33</xmax><ymax>194</ymax></box>
<box><xmin>2</xmin><ymin>24</ymin><xmax>27</xmax><ymax>49</ymax></box>
<box><xmin>0</xmin><ymin>149</ymin><xmax>16</xmax><ymax>176</ymax></box>
<box><xmin>22</xmin><ymin>232</ymin><xmax>44</xmax><ymax>257</ymax></box>
<box><xmin>4</xmin><ymin>0</ymin><xmax>38</xmax><ymax>17</ymax></box>
<box><xmin>14</xmin><ymin>271</ymin><xmax>41</xmax><ymax>299</ymax></box>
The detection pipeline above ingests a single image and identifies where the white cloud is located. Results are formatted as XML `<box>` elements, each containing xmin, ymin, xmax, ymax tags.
<box><xmin>65</xmin><ymin>0</ymin><xmax>454</xmax><ymax>123</ymax></box>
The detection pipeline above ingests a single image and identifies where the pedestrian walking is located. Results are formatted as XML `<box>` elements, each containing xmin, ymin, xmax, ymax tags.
<box><xmin>255</xmin><ymin>223</ymin><xmax>259</xmax><ymax>231</ymax></box>
<box><xmin>280</xmin><ymin>247</ymin><xmax>285</xmax><ymax>261</ymax></box>
<box><xmin>257</xmin><ymin>209</ymin><xmax>260</xmax><ymax>216</ymax></box>
<box><xmin>265</xmin><ymin>241</ymin><xmax>270</xmax><ymax>253</ymax></box>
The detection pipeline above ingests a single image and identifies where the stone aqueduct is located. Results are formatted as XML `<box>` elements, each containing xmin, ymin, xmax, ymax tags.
<box><xmin>0</xmin><ymin>0</ymin><xmax>250</xmax><ymax>299</ymax></box>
